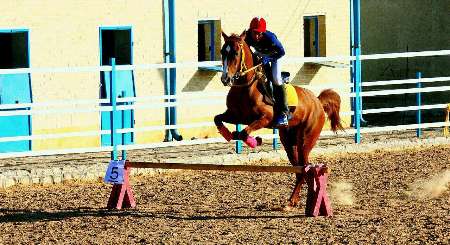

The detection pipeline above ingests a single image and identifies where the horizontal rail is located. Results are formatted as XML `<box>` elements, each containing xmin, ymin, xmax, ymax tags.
<box><xmin>0</xmin><ymin>76</ymin><xmax>448</xmax><ymax>111</ymax></box>
<box><xmin>0</xmin><ymin>75</ymin><xmax>448</xmax><ymax>110</ymax></box>
<box><xmin>0</xmin><ymin>65</ymin><xmax>112</xmax><ymax>75</ymax></box>
<box><xmin>116</xmin><ymin>99</ymin><xmax>224</xmax><ymax>111</ymax></box>
<box><xmin>117</xmin><ymin>129</ymin><xmax>345</xmax><ymax>151</ymax></box>
<box><xmin>364</xmin><ymin>85</ymin><xmax>450</xmax><ymax>96</ymax></box>
<box><xmin>1</xmin><ymin>50</ymin><xmax>448</xmax><ymax>75</ymax></box>
<box><xmin>349</xmin><ymin>85</ymin><xmax>450</xmax><ymax>97</ymax></box>
<box><xmin>4</xmin><ymin>84</ymin><xmax>450</xmax><ymax>116</ymax></box>
<box><xmin>0</xmin><ymin>106</ymin><xmax>112</xmax><ymax>117</ymax></box>
<box><xmin>284</xmin><ymin>55</ymin><xmax>352</xmax><ymax>63</ymax></box>
<box><xmin>116</xmin><ymin>91</ymin><xmax>227</xmax><ymax>103</ymax></box>
<box><xmin>117</xmin><ymin>122</ymin><xmax>215</xmax><ymax>134</ymax></box>
<box><xmin>0</xmin><ymin>98</ymin><xmax>108</xmax><ymax>110</ymax></box>
<box><xmin>1</xmin><ymin>120</ymin><xmax>448</xmax><ymax>158</ymax></box>
<box><xmin>0</xmin><ymin>130</ymin><xmax>109</xmax><ymax>143</ymax></box>
<box><xmin>2</xmin><ymin>117</ymin><xmax>448</xmax><ymax>146</ymax></box>
<box><xmin>360</xmin><ymin>122</ymin><xmax>450</xmax><ymax>133</ymax></box>
<box><xmin>362</xmin><ymin>104</ymin><xmax>449</xmax><ymax>114</ymax></box>
<box><xmin>361</xmin><ymin>76</ymin><xmax>450</xmax><ymax>87</ymax></box>
<box><xmin>126</xmin><ymin>161</ymin><xmax>314</xmax><ymax>173</ymax></box>
<box><xmin>0</xmin><ymin>146</ymin><xmax>113</xmax><ymax>159</ymax></box>
<box><xmin>3</xmin><ymin>81</ymin><xmax>448</xmax><ymax>113</ymax></box>
<box><xmin>119</xmin><ymin>137</ymin><xmax>227</xmax><ymax>151</ymax></box>
<box><xmin>360</xmin><ymin>50</ymin><xmax>450</xmax><ymax>60</ymax></box>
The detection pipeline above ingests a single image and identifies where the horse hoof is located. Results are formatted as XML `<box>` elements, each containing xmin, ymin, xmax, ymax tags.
<box><xmin>255</xmin><ymin>137</ymin><xmax>262</xmax><ymax>146</ymax></box>
<box><xmin>244</xmin><ymin>136</ymin><xmax>257</xmax><ymax>148</ymax></box>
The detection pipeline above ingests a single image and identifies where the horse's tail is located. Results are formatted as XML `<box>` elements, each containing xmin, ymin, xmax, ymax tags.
<box><xmin>318</xmin><ymin>89</ymin><xmax>344</xmax><ymax>132</ymax></box>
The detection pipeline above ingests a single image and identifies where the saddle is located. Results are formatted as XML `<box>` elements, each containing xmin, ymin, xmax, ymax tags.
<box><xmin>257</xmin><ymin>70</ymin><xmax>298</xmax><ymax>107</ymax></box>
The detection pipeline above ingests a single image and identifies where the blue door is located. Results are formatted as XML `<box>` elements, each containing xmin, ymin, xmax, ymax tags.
<box><xmin>0</xmin><ymin>30</ymin><xmax>32</xmax><ymax>153</ymax></box>
<box><xmin>100</xmin><ymin>27</ymin><xmax>135</xmax><ymax>146</ymax></box>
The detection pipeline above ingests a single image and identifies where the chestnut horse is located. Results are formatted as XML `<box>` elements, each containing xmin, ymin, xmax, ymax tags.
<box><xmin>214</xmin><ymin>31</ymin><xmax>344</xmax><ymax>210</ymax></box>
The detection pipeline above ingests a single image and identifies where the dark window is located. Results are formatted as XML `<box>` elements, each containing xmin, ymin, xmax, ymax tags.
<box><xmin>198</xmin><ymin>20</ymin><xmax>221</xmax><ymax>62</ymax></box>
<box><xmin>304</xmin><ymin>15</ymin><xmax>326</xmax><ymax>57</ymax></box>
<box><xmin>0</xmin><ymin>32</ymin><xmax>29</xmax><ymax>69</ymax></box>
<box><xmin>101</xmin><ymin>30</ymin><xmax>132</xmax><ymax>66</ymax></box>
<box><xmin>100</xmin><ymin>28</ymin><xmax>133</xmax><ymax>99</ymax></box>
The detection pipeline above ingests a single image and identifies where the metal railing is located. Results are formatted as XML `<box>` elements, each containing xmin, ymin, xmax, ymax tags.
<box><xmin>0</xmin><ymin>49</ymin><xmax>449</xmax><ymax>159</ymax></box>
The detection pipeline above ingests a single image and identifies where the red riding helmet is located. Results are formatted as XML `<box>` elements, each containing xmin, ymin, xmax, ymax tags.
<box><xmin>249</xmin><ymin>17</ymin><xmax>266</xmax><ymax>33</ymax></box>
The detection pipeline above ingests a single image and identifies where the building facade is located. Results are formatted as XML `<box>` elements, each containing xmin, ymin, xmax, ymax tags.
<box><xmin>0</xmin><ymin>0</ymin><xmax>351</xmax><ymax>152</ymax></box>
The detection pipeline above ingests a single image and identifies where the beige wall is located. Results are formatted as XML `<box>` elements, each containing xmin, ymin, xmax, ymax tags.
<box><xmin>2</xmin><ymin>0</ymin><xmax>166</xmax><ymax>149</ymax></box>
<box><xmin>176</xmin><ymin>0</ymin><xmax>351</xmax><ymax>136</ymax></box>
<box><xmin>1</xmin><ymin>0</ymin><xmax>351</xmax><ymax>150</ymax></box>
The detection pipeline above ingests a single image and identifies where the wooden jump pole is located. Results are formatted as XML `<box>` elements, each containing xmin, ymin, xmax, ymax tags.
<box><xmin>126</xmin><ymin>161</ymin><xmax>326</xmax><ymax>174</ymax></box>
<box><xmin>107</xmin><ymin>161</ymin><xmax>332</xmax><ymax>217</ymax></box>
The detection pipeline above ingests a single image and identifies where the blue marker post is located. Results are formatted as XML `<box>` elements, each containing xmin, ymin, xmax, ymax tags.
<box><xmin>272</xmin><ymin>128</ymin><xmax>279</xmax><ymax>150</ymax></box>
<box><xmin>121</xmin><ymin>90</ymin><xmax>127</xmax><ymax>160</ymax></box>
<box><xmin>110</xmin><ymin>58</ymin><xmax>118</xmax><ymax>160</ymax></box>
<box><xmin>416</xmin><ymin>72</ymin><xmax>422</xmax><ymax>138</ymax></box>
<box><xmin>235</xmin><ymin>124</ymin><xmax>242</xmax><ymax>154</ymax></box>
<box><xmin>351</xmin><ymin>0</ymin><xmax>362</xmax><ymax>143</ymax></box>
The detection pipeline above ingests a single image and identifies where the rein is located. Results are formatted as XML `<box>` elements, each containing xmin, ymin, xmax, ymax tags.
<box><xmin>229</xmin><ymin>43</ymin><xmax>262</xmax><ymax>88</ymax></box>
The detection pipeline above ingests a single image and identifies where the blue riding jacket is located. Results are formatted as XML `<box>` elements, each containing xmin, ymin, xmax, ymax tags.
<box><xmin>245</xmin><ymin>30</ymin><xmax>285</xmax><ymax>62</ymax></box>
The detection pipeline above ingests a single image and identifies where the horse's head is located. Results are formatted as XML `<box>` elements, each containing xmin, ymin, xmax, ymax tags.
<box><xmin>220</xmin><ymin>31</ymin><xmax>251</xmax><ymax>86</ymax></box>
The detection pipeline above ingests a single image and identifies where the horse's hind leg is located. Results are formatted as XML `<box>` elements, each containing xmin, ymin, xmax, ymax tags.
<box><xmin>279</xmin><ymin>127</ymin><xmax>302</xmax><ymax>210</ymax></box>
<box><xmin>287</xmin><ymin>121</ymin><xmax>324</xmax><ymax>209</ymax></box>
<box><xmin>284</xmin><ymin>121</ymin><xmax>325</xmax><ymax>210</ymax></box>
<box><xmin>279</xmin><ymin>127</ymin><xmax>298</xmax><ymax>166</ymax></box>
<box><xmin>298</xmin><ymin>121</ymin><xmax>324</xmax><ymax>166</ymax></box>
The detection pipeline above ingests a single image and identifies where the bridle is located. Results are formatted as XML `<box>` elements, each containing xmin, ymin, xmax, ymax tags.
<box><xmin>222</xmin><ymin>41</ymin><xmax>262</xmax><ymax>87</ymax></box>
<box><xmin>236</xmin><ymin>43</ymin><xmax>262</xmax><ymax>77</ymax></box>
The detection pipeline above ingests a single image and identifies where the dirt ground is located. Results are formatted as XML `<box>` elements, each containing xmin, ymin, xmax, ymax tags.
<box><xmin>1</xmin><ymin>143</ymin><xmax>449</xmax><ymax>244</ymax></box>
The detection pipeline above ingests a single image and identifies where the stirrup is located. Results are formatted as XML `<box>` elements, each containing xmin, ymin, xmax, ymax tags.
<box><xmin>275</xmin><ymin>114</ymin><xmax>289</xmax><ymax>127</ymax></box>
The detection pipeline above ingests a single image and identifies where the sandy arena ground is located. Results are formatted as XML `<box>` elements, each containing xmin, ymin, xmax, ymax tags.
<box><xmin>1</xmin><ymin>141</ymin><xmax>449</xmax><ymax>244</ymax></box>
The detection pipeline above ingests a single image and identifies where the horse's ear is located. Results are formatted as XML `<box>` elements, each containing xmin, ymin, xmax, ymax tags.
<box><xmin>239</xmin><ymin>30</ymin><xmax>247</xmax><ymax>40</ymax></box>
<box><xmin>221</xmin><ymin>31</ymin><xmax>229</xmax><ymax>40</ymax></box>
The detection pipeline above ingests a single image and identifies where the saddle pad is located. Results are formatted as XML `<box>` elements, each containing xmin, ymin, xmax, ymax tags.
<box><xmin>285</xmin><ymin>84</ymin><xmax>298</xmax><ymax>106</ymax></box>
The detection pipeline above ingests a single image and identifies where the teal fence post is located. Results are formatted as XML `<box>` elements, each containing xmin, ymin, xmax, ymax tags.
<box><xmin>351</xmin><ymin>0</ymin><xmax>362</xmax><ymax>144</ymax></box>
<box><xmin>235</xmin><ymin>124</ymin><xmax>242</xmax><ymax>154</ymax></box>
<box><xmin>272</xmin><ymin>128</ymin><xmax>279</xmax><ymax>150</ymax></box>
<box><xmin>121</xmin><ymin>90</ymin><xmax>127</xmax><ymax>160</ymax></box>
<box><xmin>416</xmin><ymin>72</ymin><xmax>422</xmax><ymax>138</ymax></box>
<box><xmin>110</xmin><ymin>58</ymin><xmax>118</xmax><ymax>160</ymax></box>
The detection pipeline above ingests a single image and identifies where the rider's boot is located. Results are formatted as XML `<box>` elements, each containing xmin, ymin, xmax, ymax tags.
<box><xmin>273</xmin><ymin>83</ymin><xmax>289</xmax><ymax>127</ymax></box>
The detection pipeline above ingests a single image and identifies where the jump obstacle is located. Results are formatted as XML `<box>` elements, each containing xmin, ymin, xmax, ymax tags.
<box><xmin>107</xmin><ymin>161</ymin><xmax>333</xmax><ymax>217</ymax></box>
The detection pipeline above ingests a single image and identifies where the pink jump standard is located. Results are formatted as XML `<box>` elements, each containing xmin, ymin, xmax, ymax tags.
<box><xmin>106</xmin><ymin>161</ymin><xmax>333</xmax><ymax>217</ymax></box>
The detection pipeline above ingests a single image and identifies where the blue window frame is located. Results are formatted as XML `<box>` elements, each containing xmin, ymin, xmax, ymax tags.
<box><xmin>198</xmin><ymin>19</ymin><xmax>222</xmax><ymax>71</ymax></box>
<box><xmin>0</xmin><ymin>29</ymin><xmax>32</xmax><ymax>153</ymax></box>
<box><xmin>99</xmin><ymin>26</ymin><xmax>135</xmax><ymax>147</ymax></box>
<box><xmin>304</xmin><ymin>15</ymin><xmax>326</xmax><ymax>57</ymax></box>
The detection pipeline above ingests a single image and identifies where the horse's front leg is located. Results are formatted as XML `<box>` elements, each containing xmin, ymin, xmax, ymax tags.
<box><xmin>236</xmin><ymin>114</ymin><xmax>272</xmax><ymax>148</ymax></box>
<box><xmin>214</xmin><ymin>110</ymin><xmax>236</xmax><ymax>142</ymax></box>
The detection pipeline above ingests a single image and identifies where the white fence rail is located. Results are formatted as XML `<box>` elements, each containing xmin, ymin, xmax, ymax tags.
<box><xmin>0</xmin><ymin>49</ymin><xmax>449</xmax><ymax>159</ymax></box>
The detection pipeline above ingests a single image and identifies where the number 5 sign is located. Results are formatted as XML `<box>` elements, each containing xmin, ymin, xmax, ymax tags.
<box><xmin>104</xmin><ymin>160</ymin><xmax>126</xmax><ymax>184</ymax></box>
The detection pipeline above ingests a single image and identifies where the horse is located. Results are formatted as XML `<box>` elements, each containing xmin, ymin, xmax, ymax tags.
<box><xmin>214</xmin><ymin>31</ymin><xmax>344</xmax><ymax>210</ymax></box>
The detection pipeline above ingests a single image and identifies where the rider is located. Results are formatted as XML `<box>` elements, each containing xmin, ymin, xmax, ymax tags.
<box><xmin>245</xmin><ymin>17</ymin><xmax>289</xmax><ymax>127</ymax></box>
